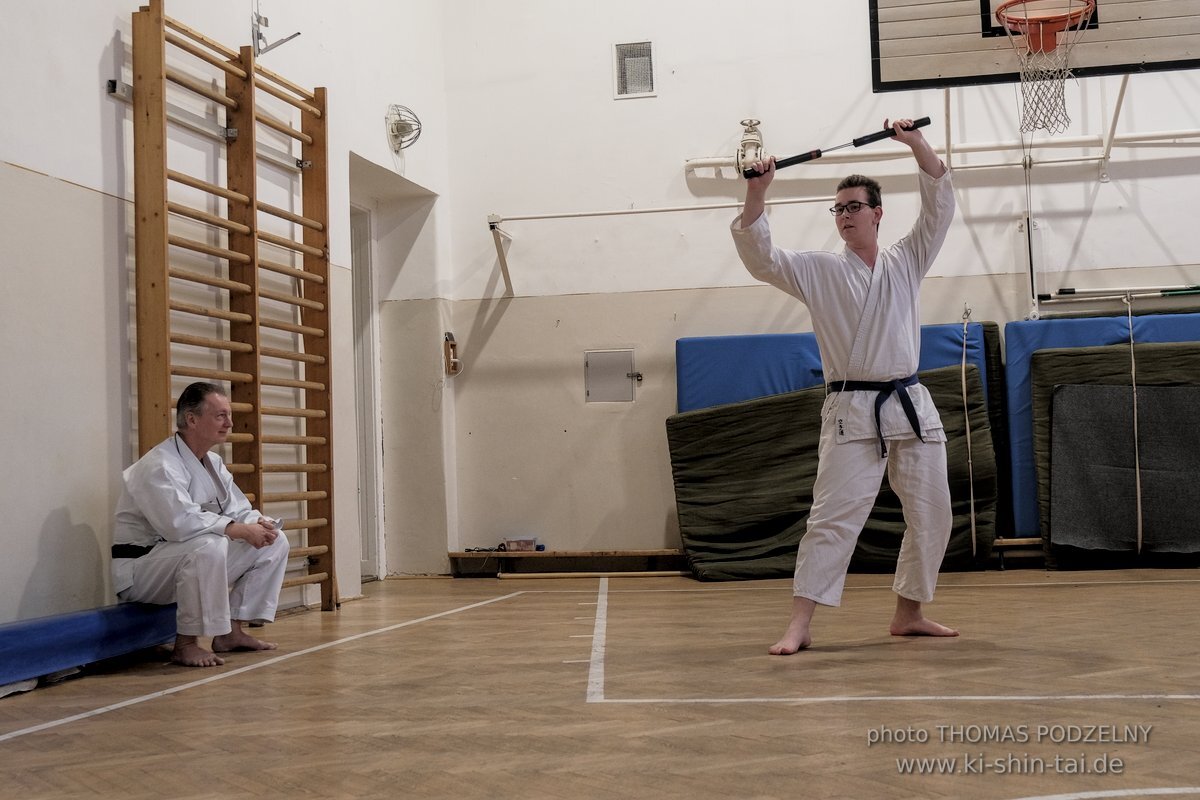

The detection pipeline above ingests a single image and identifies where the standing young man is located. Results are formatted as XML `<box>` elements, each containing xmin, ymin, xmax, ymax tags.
<box><xmin>730</xmin><ymin>119</ymin><xmax>959</xmax><ymax>654</ymax></box>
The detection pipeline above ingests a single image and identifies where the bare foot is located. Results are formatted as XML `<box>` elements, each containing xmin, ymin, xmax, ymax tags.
<box><xmin>212</xmin><ymin>630</ymin><xmax>277</xmax><ymax>653</ymax></box>
<box><xmin>171</xmin><ymin>637</ymin><xmax>225</xmax><ymax>668</ymax></box>
<box><xmin>890</xmin><ymin>617</ymin><xmax>959</xmax><ymax>637</ymax></box>
<box><xmin>769</xmin><ymin>596</ymin><xmax>817</xmax><ymax>655</ymax></box>
<box><xmin>768</xmin><ymin>625</ymin><xmax>812</xmax><ymax>655</ymax></box>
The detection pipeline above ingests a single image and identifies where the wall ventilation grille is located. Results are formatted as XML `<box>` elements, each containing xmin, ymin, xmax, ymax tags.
<box><xmin>614</xmin><ymin>42</ymin><xmax>654</xmax><ymax>98</ymax></box>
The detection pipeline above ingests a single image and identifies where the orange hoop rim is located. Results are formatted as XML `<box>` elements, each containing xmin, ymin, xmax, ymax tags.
<box><xmin>995</xmin><ymin>0</ymin><xmax>1096</xmax><ymax>34</ymax></box>
<box><xmin>995</xmin><ymin>0</ymin><xmax>1095</xmax><ymax>53</ymax></box>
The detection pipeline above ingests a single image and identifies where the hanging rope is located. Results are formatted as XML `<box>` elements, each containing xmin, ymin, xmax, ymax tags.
<box><xmin>960</xmin><ymin>304</ymin><xmax>978</xmax><ymax>558</ymax></box>
<box><xmin>1124</xmin><ymin>295</ymin><xmax>1144</xmax><ymax>555</ymax></box>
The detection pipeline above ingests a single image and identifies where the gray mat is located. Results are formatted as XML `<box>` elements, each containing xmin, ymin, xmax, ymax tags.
<box><xmin>1050</xmin><ymin>384</ymin><xmax>1200</xmax><ymax>556</ymax></box>
<box><xmin>666</xmin><ymin>364</ymin><xmax>996</xmax><ymax>581</ymax></box>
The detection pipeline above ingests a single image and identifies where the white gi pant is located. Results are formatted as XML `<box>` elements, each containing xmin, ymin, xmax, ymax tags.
<box><xmin>118</xmin><ymin>533</ymin><xmax>290</xmax><ymax>637</ymax></box>
<box><xmin>794</xmin><ymin>425</ymin><xmax>951</xmax><ymax>607</ymax></box>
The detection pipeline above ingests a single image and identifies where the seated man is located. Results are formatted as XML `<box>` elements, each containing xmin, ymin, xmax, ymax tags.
<box><xmin>112</xmin><ymin>382</ymin><xmax>290</xmax><ymax>667</ymax></box>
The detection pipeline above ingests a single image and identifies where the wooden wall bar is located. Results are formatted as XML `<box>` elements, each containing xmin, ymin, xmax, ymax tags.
<box><xmin>131</xmin><ymin>0</ymin><xmax>336</xmax><ymax>609</ymax></box>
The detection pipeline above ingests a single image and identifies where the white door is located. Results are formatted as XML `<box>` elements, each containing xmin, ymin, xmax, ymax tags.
<box><xmin>350</xmin><ymin>205</ymin><xmax>384</xmax><ymax>579</ymax></box>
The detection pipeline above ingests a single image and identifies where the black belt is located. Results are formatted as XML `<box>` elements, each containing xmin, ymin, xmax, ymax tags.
<box><xmin>827</xmin><ymin>374</ymin><xmax>924</xmax><ymax>458</ymax></box>
<box><xmin>111</xmin><ymin>543</ymin><xmax>156</xmax><ymax>559</ymax></box>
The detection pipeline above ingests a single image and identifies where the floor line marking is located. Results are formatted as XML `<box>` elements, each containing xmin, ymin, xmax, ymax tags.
<box><xmin>1007</xmin><ymin>789</ymin><xmax>1200</xmax><ymax>800</ymax></box>
<box><xmin>0</xmin><ymin>592</ymin><xmax>524</xmax><ymax>743</ymax></box>
<box><xmin>594</xmin><ymin>693</ymin><xmax>1200</xmax><ymax>705</ymax></box>
<box><xmin>520</xmin><ymin>576</ymin><xmax>1200</xmax><ymax>595</ymax></box>
<box><xmin>586</xmin><ymin>577</ymin><xmax>608</xmax><ymax>703</ymax></box>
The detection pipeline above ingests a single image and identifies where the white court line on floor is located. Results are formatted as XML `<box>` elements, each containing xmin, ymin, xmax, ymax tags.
<box><xmin>525</xmin><ymin>576</ymin><xmax>1200</xmax><ymax>596</ymax></box>
<box><xmin>0</xmin><ymin>592</ymin><xmax>524</xmax><ymax>744</ymax></box>
<box><xmin>586</xmin><ymin>577</ymin><xmax>608</xmax><ymax>703</ymax></box>
<box><xmin>593</xmin><ymin>693</ymin><xmax>1200</xmax><ymax>705</ymax></box>
<box><xmin>583</xmin><ymin>578</ymin><xmax>1200</xmax><ymax>706</ymax></box>
<box><xmin>1009</xmin><ymin>789</ymin><xmax>1200</xmax><ymax>800</ymax></box>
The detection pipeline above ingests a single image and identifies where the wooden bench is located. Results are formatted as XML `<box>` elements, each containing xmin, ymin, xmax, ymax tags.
<box><xmin>990</xmin><ymin>537</ymin><xmax>1045</xmax><ymax>569</ymax></box>
<box><xmin>448</xmin><ymin>549</ymin><xmax>689</xmax><ymax>578</ymax></box>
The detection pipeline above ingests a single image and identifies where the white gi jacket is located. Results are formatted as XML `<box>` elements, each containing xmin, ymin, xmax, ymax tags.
<box><xmin>112</xmin><ymin>434</ymin><xmax>262</xmax><ymax>595</ymax></box>
<box><xmin>730</xmin><ymin>168</ymin><xmax>956</xmax><ymax>446</ymax></box>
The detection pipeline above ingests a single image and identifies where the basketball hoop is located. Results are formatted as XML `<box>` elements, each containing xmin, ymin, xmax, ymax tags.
<box><xmin>996</xmin><ymin>0</ymin><xmax>1096</xmax><ymax>134</ymax></box>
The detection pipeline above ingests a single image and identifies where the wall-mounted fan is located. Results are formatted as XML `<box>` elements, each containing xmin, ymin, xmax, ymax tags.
<box><xmin>385</xmin><ymin>104</ymin><xmax>422</xmax><ymax>152</ymax></box>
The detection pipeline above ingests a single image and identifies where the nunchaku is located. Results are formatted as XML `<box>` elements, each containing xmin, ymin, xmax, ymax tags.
<box><xmin>743</xmin><ymin>117</ymin><xmax>932</xmax><ymax>179</ymax></box>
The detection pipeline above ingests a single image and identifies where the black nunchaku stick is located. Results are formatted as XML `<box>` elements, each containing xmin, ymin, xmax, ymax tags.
<box><xmin>742</xmin><ymin>117</ymin><xmax>932</xmax><ymax>179</ymax></box>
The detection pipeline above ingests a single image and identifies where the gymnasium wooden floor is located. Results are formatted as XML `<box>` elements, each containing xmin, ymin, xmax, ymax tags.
<box><xmin>3</xmin><ymin>570</ymin><xmax>1200</xmax><ymax>800</ymax></box>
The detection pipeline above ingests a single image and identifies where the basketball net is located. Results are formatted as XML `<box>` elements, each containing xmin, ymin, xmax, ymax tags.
<box><xmin>996</xmin><ymin>0</ymin><xmax>1096</xmax><ymax>135</ymax></box>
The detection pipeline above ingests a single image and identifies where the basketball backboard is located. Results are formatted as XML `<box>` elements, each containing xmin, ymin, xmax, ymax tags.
<box><xmin>871</xmin><ymin>0</ymin><xmax>1200</xmax><ymax>92</ymax></box>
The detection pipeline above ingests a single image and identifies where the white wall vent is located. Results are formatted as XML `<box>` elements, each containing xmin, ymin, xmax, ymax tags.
<box><xmin>613</xmin><ymin>42</ymin><xmax>655</xmax><ymax>99</ymax></box>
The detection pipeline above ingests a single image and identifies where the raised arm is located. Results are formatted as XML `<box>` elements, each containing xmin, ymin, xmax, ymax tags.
<box><xmin>739</xmin><ymin>156</ymin><xmax>776</xmax><ymax>228</ymax></box>
<box><xmin>890</xmin><ymin>117</ymin><xmax>945</xmax><ymax>179</ymax></box>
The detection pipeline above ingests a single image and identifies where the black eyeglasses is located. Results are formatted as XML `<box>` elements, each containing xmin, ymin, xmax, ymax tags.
<box><xmin>829</xmin><ymin>201</ymin><xmax>875</xmax><ymax>217</ymax></box>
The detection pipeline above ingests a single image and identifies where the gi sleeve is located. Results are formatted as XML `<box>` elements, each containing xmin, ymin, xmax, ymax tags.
<box><xmin>730</xmin><ymin>212</ymin><xmax>811</xmax><ymax>304</ymax></box>
<box><xmin>896</xmin><ymin>167</ymin><xmax>955</xmax><ymax>279</ymax></box>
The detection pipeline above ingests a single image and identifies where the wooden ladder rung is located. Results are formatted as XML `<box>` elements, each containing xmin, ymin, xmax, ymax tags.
<box><xmin>261</xmin><ymin>406</ymin><xmax>327</xmax><ymax>419</ymax></box>
<box><xmin>169</xmin><ymin>233</ymin><xmax>252</xmax><ymax>263</ymax></box>
<box><xmin>282</xmin><ymin>518</ymin><xmax>328</xmax><ymax>531</ymax></box>
<box><xmin>262</xmin><ymin>434</ymin><xmax>326</xmax><ymax>446</ymax></box>
<box><xmin>263</xmin><ymin>490</ymin><xmax>328</xmax><ymax>503</ymax></box>
<box><xmin>226</xmin><ymin>463</ymin><xmax>255</xmax><ymax>474</ymax></box>
<box><xmin>290</xmin><ymin>545</ymin><xmax>329</xmax><ymax>559</ymax></box>
<box><xmin>167</xmin><ymin>169</ymin><xmax>249</xmax><ymax>205</ymax></box>
<box><xmin>253</xmin><ymin>62</ymin><xmax>316</xmax><ymax>103</ymax></box>
<box><xmin>257</xmin><ymin>202</ymin><xmax>323</xmax><ymax>231</ymax></box>
<box><xmin>260</xmin><ymin>288</ymin><xmax>324</xmax><ymax>311</ymax></box>
<box><xmin>170</xmin><ymin>300</ymin><xmax>252</xmax><ymax>324</ymax></box>
<box><xmin>171</xmin><ymin>333</ymin><xmax>254</xmax><ymax>353</ymax></box>
<box><xmin>259</xmin><ymin>230</ymin><xmax>324</xmax><ymax>259</ymax></box>
<box><xmin>165</xmin><ymin>66</ymin><xmax>237</xmax><ymax>109</ymax></box>
<box><xmin>281</xmin><ymin>572</ymin><xmax>328</xmax><ymax>590</ymax></box>
<box><xmin>255</xmin><ymin>79</ymin><xmax>322</xmax><ymax>118</ymax></box>
<box><xmin>168</xmin><ymin>202</ymin><xmax>252</xmax><ymax>235</ymax></box>
<box><xmin>164</xmin><ymin>32</ymin><xmax>247</xmax><ymax>78</ymax></box>
<box><xmin>260</xmin><ymin>317</ymin><xmax>325</xmax><ymax>337</ymax></box>
<box><xmin>259</xmin><ymin>257</ymin><xmax>324</xmax><ymax>284</ymax></box>
<box><xmin>170</xmin><ymin>365</ymin><xmax>254</xmax><ymax>384</ymax></box>
<box><xmin>262</xmin><ymin>376</ymin><xmax>325</xmax><ymax>391</ymax></box>
<box><xmin>262</xmin><ymin>463</ymin><xmax>328</xmax><ymax>473</ymax></box>
<box><xmin>163</xmin><ymin>14</ymin><xmax>238</xmax><ymax>60</ymax></box>
<box><xmin>169</xmin><ymin>267</ymin><xmax>251</xmax><ymax>294</ymax></box>
<box><xmin>256</xmin><ymin>111</ymin><xmax>313</xmax><ymax>145</ymax></box>
<box><xmin>260</xmin><ymin>347</ymin><xmax>325</xmax><ymax>365</ymax></box>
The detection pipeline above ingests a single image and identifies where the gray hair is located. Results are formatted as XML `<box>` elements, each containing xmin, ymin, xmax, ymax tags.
<box><xmin>176</xmin><ymin>382</ymin><xmax>226</xmax><ymax>430</ymax></box>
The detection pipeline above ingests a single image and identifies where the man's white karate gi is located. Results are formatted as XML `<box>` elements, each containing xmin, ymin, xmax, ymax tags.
<box><xmin>730</xmin><ymin>119</ymin><xmax>960</xmax><ymax>654</ymax></box>
<box><xmin>112</xmin><ymin>383</ymin><xmax>290</xmax><ymax>667</ymax></box>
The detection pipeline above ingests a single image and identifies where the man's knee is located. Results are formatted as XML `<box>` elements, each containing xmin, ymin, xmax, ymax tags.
<box><xmin>187</xmin><ymin>533</ymin><xmax>230</xmax><ymax>569</ymax></box>
<box><xmin>267</xmin><ymin>531</ymin><xmax>290</xmax><ymax>560</ymax></box>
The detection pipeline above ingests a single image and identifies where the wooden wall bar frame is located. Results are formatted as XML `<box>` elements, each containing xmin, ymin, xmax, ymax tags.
<box><xmin>131</xmin><ymin>0</ymin><xmax>337</xmax><ymax>610</ymax></box>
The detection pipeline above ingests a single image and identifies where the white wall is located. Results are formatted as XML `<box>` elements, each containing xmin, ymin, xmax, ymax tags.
<box><xmin>0</xmin><ymin>0</ymin><xmax>451</xmax><ymax>620</ymax></box>
<box><xmin>3</xmin><ymin>1</ymin><xmax>1199</xmax><ymax>613</ymax></box>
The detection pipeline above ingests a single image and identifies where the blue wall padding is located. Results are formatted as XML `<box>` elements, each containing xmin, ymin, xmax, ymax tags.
<box><xmin>0</xmin><ymin>603</ymin><xmax>176</xmax><ymax>686</ymax></box>
<box><xmin>676</xmin><ymin>334</ymin><xmax>824</xmax><ymax>412</ymax></box>
<box><xmin>676</xmin><ymin>322</ymin><xmax>987</xmax><ymax>413</ymax></box>
<box><xmin>1004</xmin><ymin>312</ymin><xmax>1200</xmax><ymax>537</ymax></box>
